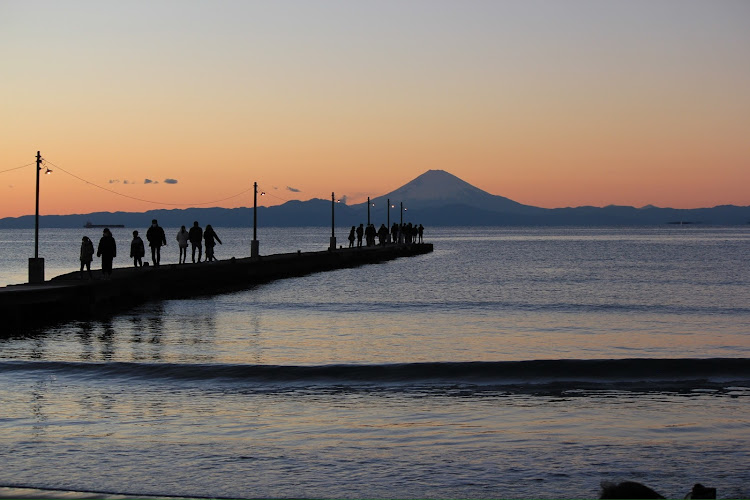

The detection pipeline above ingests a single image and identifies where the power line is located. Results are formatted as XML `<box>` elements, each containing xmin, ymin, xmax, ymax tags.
<box><xmin>43</xmin><ymin>159</ymin><xmax>254</xmax><ymax>207</ymax></box>
<box><xmin>0</xmin><ymin>162</ymin><xmax>35</xmax><ymax>174</ymax></box>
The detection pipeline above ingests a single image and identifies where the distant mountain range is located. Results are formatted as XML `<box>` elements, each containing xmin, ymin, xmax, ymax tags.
<box><xmin>1</xmin><ymin>170</ymin><xmax>749</xmax><ymax>228</ymax></box>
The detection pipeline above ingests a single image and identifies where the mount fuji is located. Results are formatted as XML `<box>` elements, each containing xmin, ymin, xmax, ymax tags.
<box><xmin>356</xmin><ymin>170</ymin><xmax>542</xmax><ymax>215</ymax></box>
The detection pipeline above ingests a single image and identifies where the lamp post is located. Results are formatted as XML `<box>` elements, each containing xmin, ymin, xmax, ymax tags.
<box><xmin>29</xmin><ymin>151</ymin><xmax>47</xmax><ymax>284</ymax></box>
<box><xmin>367</xmin><ymin>196</ymin><xmax>370</xmax><ymax>226</ymax></box>
<box><xmin>251</xmin><ymin>181</ymin><xmax>260</xmax><ymax>258</ymax></box>
<box><xmin>329</xmin><ymin>192</ymin><xmax>337</xmax><ymax>250</ymax></box>
<box><xmin>399</xmin><ymin>201</ymin><xmax>404</xmax><ymax>244</ymax></box>
<box><xmin>387</xmin><ymin>198</ymin><xmax>391</xmax><ymax>242</ymax></box>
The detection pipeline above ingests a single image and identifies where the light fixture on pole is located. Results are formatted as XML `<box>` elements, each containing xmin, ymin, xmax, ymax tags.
<box><xmin>29</xmin><ymin>151</ymin><xmax>50</xmax><ymax>284</ymax></box>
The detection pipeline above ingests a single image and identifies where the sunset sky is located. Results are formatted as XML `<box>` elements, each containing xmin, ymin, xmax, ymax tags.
<box><xmin>2</xmin><ymin>0</ymin><xmax>749</xmax><ymax>217</ymax></box>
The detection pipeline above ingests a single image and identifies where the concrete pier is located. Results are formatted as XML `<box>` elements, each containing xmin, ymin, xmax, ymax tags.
<box><xmin>0</xmin><ymin>243</ymin><xmax>433</xmax><ymax>331</ymax></box>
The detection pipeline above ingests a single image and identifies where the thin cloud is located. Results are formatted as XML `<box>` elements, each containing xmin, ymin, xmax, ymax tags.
<box><xmin>286</xmin><ymin>186</ymin><xmax>301</xmax><ymax>193</ymax></box>
<box><xmin>339</xmin><ymin>195</ymin><xmax>348</xmax><ymax>204</ymax></box>
<box><xmin>144</xmin><ymin>179</ymin><xmax>159</xmax><ymax>184</ymax></box>
<box><xmin>164</xmin><ymin>178</ymin><xmax>178</xmax><ymax>184</ymax></box>
<box><xmin>108</xmin><ymin>179</ymin><xmax>120</xmax><ymax>184</ymax></box>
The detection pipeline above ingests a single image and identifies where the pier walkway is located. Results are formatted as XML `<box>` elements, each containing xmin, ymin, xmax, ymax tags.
<box><xmin>0</xmin><ymin>243</ymin><xmax>433</xmax><ymax>331</ymax></box>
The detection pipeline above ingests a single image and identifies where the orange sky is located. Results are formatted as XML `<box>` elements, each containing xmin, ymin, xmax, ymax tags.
<box><xmin>1</xmin><ymin>1</ymin><xmax>749</xmax><ymax>217</ymax></box>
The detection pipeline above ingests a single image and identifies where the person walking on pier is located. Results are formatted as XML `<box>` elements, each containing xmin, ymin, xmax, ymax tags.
<box><xmin>146</xmin><ymin>219</ymin><xmax>167</xmax><ymax>266</ymax></box>
<box><xmin>356</xmin><ymin>224</ymin><xmax>364</xmax><ymax>248</ymax></box>
<box><xmin>130</xmin><ymin>230</ymin><xmax>145</xmax><ymax>267</ymax></box>
<box><xmin>365</xmin><ymin>224</ymin><xmax>376</xmax><ymax>246</ymax></box>
<box><xmin>96</xmin><ymin>228</ymin><xmax>116</xmax><ymax>279</ymax></box>
<box><xmin>348</xmin><ymin>226</ymin><xmax>356</xmax><ymax>248</ymax></box>
<box><xmin>378</xmin><ymin>224</ymin><xmax>388</xmax><ymax>246</ymax></box>
<box><xmin>79</xmin><ymin>236</ymin><xmax>94</xmax><ymax>279</ymax></box>
<box><xmin>189</xmin><ymin>221</ymin><xmax>203</xmax><ymax>263</ymax></box>
<box><xmin>204</xmin><ymin>224</ymin><xmax>222</xmax><ymax>262</ymax></box>
<box><xmin>176</xmin><ymin>225</ymin><xmax>190</xmax><ymax>264</ymax></box>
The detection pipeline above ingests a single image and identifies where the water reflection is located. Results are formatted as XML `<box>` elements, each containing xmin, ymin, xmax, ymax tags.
<box><xmin>99</xmin><ymin>320</ymin><xmax>116</xmax><ymax>361</ymax></box>
<box><xmin>76</xmin><ymin>322</ymin><xmax>94</xmax><ymax>361</ymax></box>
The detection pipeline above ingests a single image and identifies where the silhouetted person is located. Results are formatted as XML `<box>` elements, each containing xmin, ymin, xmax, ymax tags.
<box><xmin>146</xmin><ymin>219</ymin><xmax>167</xmax><ymax>266</ymax></box>
<box><xmin>391</xmin><ymin>222</ymin><xmax>398</xmax><ymax>244</ymax></box>
<box><xmin>188</xmin><ymin>221</ymin><xmax>203</xmax><ymax>263</ymax></box>
<box><xmin>130</xmin><ymin>230</ymin><xmax>145</xmax><ymax>267</ymax></box>
<box><xmin>96</xmin><ymin>228</ymin><xmax>116</xmax><ymax>279</ymax></box>
<box><xmin>377</xmin><ymin>224</ymin><xmax>388</xmax><ymax>245</ymax></box>
<box><xmin>356</xmin><ymin>223</ymin><xmax>364</xmax><ymax>248</ymax></box>
<box><xmin>365</xmin><ymin>223</ymin><xmax>376</xmax><ymax>246</ymax></box>
<box><xmin>176</xmin><ymin>225</ymin><xmax>189</xmax><ymax>264</ymax></box>
<box><xmin>204</xmin><ymin>224</ymin><xmax>222</xmax><ymax>262</ymax></box>
<box><xmin>418</xmin><ymin>224</ymin><xmax>424</xmax><ymax>243</ymax></box>
<box><xmin>80</xmin><ymin>236</ymin><xmax>94</xmax><ymax>279</ymax></box>
<box><xmin>348</xmin><ymin>226</ymin><xmax>356</xmax><ymax>248</ymax></box>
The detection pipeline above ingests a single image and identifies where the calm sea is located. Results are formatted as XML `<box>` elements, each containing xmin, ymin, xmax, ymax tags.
<box><xmin>0</xmin><ymin>226</ymin><xmax>749</xmax><ymax>499</ymax></box>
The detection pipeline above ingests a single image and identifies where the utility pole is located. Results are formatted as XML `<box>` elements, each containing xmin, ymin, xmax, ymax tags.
<box><xmin>251</xmin><ymin>182</ymin><xmax>259</xmax><ymax>258</ymax></box>
<box><xmin>367</xmin><ymin>196</ymin><xmax>370</xmax><ymax>225</ymax></box>
<box><xmin>29</xmin><ymin>151</ymin><xmax>45</xmax><ymax>283</ymax></box>
<box><xmin>387</xmin><ymin>198</ymin><xmax>390</xmax><ymax>243</ymax></box>
<box><xmin>35</xmin><ymin>151</ymin><xmax>40</xmax><ymax>259</ymax></box>
<box><xmin>329</xmin><ymin>192</ymin><xmax>336</xmax><ymax>250</ymax></box>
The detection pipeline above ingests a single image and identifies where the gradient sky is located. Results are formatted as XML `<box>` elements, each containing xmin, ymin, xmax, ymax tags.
<box><xmin>2</xmin><ymin>0</ymin><xmax>749</xmax><ymax>217</ymax></box>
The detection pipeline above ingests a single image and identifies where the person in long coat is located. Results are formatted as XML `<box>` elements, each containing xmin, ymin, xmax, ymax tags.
<box><xmin>96</xmin><ymin>228</ymin><xmax>116</xmax><ymax>278</ymax></box>
<box><xmin>203</xmin><ymin>224</ymin><xmax>222</xmax><ymax>262</ymax></box>
<box><xmin>80</xmin><ymin>236</ymin><xmax>95</xmax><ymax>279</ymax></box>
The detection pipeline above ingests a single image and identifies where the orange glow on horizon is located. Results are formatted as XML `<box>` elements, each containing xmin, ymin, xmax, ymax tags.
<box><xmin>1</xmin><ymin>2</ymin><xmax>748</xmax><ymax>218</ymax></box>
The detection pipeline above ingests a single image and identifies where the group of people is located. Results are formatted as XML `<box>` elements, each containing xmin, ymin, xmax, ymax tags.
<box><xmin>348</xmin><ymin>222</ymin><xmax>424</xmax><ymax>248</ymax></box>
<box><xmin>79</xmin><ymin>219</ymin><xmax>222</xmax><ymax>279</ymax></box>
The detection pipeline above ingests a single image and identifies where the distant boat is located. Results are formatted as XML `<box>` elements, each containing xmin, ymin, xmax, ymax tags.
<box><xmin>84</xmin><ymin>221</ymin><xmax>124</xmax><ymax>228</ymax></box>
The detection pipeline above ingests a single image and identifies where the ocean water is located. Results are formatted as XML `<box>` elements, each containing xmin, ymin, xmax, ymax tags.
<box><xmin>0</xmin><ymin>226</ymin><xmax>749</xmax><ymax>499</ymax></box>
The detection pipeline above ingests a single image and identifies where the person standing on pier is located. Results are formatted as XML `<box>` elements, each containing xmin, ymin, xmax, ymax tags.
<box><xmin>189</xmin><ymin>221</ymin><xmax>203</xmax><ymax>263</ymax></box>
<box><xmin>146</xmin><ymin>219</ymin><xmax>167</xmax><ymax>266</ymax></box>
<box><xmin>378</xmin><ymin>224</ymin><xmax>388</xmax><ymax>246</ymax></box>
<box><xmin>96</xmin><ymin>228</ymin><xmax>116</xmax><ymax>279</ymax></box>
<box><xmin>176</xmin><ymin>225</ymin><xmax>190</xmax><ymax>264</ymax></box>
<box><xmin>356</xmin><ymin>224</ymin><xmax>364</xmax><ymax>248</ymax></box>
<box><xmin>204</xmin><ymin>224</ymin><xmax>222</xmax><ymax>262</ymax></box>
<box><xmin>80</xmin><ymin>236</ymin><xmax>94</xmax><ymax>279</ymax></box>
<box><xmin>130</xmin><ymin>230</ymin><xmax>145</xmax><ymax>267</ymax></box>
<box><xmin>348</xmin><ymin>226</ymin><xmax>356</xmax><ymax>248</ymax></box>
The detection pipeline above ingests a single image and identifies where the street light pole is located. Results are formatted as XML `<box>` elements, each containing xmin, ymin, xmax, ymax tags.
<box><xmin>35</xmin><ymin>151</ymin><xmax>40</xmax><ymax>259</ymax></box>
<box><xmin>387</xmin><ymin>198</ymin><xmax>390</xmax><ymax>242</ymax></box>
<box><xmin>29</xmin><ymin>151</ymin><xmax>45</xmax><ymax>284</ymax></box>
<box><xmin>367</xmin><ymin>196</ymin><xmax>370</xmax><ymax>226</ymax></box>
<box><xmin>329</xmin><ymin>192</ymin><xmax>337</xmax><ymax>250</ymax></box>
<box><xmin>251</xmin><ymin>181</ymin><xmax>260</xmax><ymax>258</ymax></box>
<box><xmin>399</xmin><ymin>201</ymin><xmax>405</xmax><ymax>244</ymax></box>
